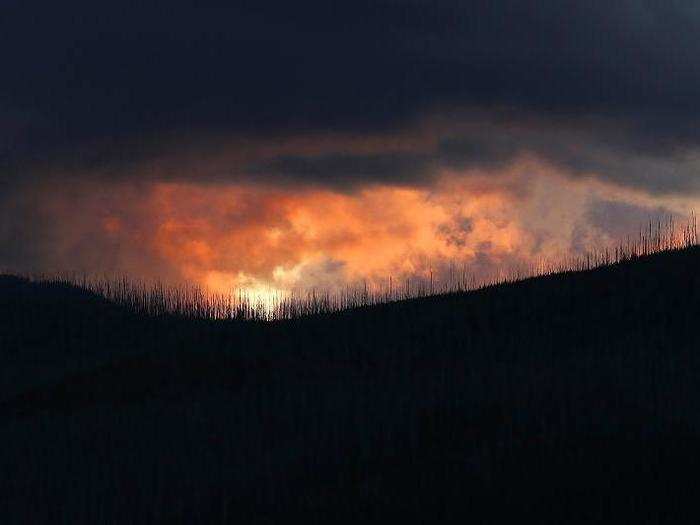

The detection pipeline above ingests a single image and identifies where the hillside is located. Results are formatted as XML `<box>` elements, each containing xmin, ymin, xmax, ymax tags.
<box><xmin>2</xmin><ymin>247</ymin><xmax>700</xmax><ymax>523</ymax></box>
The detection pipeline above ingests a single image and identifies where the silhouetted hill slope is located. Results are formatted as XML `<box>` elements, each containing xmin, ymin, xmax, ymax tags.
<box><xmin>2</xmin><ymin>247</ymin><xmax>700</xmax><ymax>523</ymax></box>
<box><xmin>3</xmin><ymin>246</ymin><xmax>699</xmax><ymax>410</ymax></box>
<box><xmin>0</xmin><ymin>274</ymin><xmax>160</xmax><ymax>396</ymax></box>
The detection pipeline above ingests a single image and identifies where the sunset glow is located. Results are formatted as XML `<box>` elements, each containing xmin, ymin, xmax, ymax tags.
<box><xmin>13</xmin><ymin>158</ymin><xmax>695</xmax><ymax>300</ymax></box>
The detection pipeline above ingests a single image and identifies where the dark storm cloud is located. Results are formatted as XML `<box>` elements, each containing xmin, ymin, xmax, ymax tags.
<box><xmin>3</xmin><ymin>0</ymin><xmax>700</xmax><ymax>192</ymax></box>
<box><xmin>247</xmin><ymin>153</ymin><xmax>435</xmax><ymax>188</ymax></box>
<box><xmin>438</xmin><ymin>131</ymin><xmax>525</xmax><ymax>171</ymax></box>
<box><xmin>243</xmin><ymin>115</ymin><xmax>700</xmax><ymax>194</ymax></box>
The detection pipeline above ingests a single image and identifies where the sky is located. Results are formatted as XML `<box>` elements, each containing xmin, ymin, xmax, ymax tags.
<box><xmin>2</xmin><ymin>1</ymin><xmax>700</xmax><ymax>298</ymax></box>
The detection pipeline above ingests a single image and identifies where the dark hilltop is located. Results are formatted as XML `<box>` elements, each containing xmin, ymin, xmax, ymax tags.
<box><xmin>2</xmin><ymin>241</ymin><xmax>700</xmax><ymax>524</ymax></box>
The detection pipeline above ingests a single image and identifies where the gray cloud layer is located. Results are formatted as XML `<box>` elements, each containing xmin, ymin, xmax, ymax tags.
<box><xmin>239</xmin><ymin>112</ymin><xmax>700</xmax><ymax>195</ymax></box>
<box><xmin>2</xmin><ymin>1</ymin><xmax>700</xmax><ymax>191</ymax></box>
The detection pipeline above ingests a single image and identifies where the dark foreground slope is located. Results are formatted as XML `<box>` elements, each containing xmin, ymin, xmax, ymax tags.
<box><xmin>2</xmin><ymin>248</ymin><xmax>700</xmax><ymax>524</ymax></box>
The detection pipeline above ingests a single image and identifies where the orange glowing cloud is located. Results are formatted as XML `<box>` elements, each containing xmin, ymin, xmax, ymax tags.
<box><xmin>137</xmin><ymin>177</ymin><xmax>526</xmax><ymax>291</ymax></box>
<box><xmin>99</xmin><ymin>166</ymin><xmax>561</xmax><ymax>295</ymax></box>
<box><xmin>15</xmin><ymin>153</ymin><xmax>695</xmax><ymax>301</ymax></box>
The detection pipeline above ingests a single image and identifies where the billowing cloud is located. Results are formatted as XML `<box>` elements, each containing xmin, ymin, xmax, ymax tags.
<box><xmin>3</xmin><ymin>1</ymin><xmax>700</xmax><ymax>289</ymax></box>
<box><xmin>3</xmin><ymin>163</ymin><xmax>696</xmax><ymax>297</ymax></box>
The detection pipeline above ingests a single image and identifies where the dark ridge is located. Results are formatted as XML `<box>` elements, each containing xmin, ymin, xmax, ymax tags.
<box><xmin>2</xmin><ymin>246</ymin><xmax>700</xmax><ymax>523</ymax></box>
<box><xmin>3</xmin><ymin>245</ymin><xmax>698</xmax><ymax>415</ymax></box>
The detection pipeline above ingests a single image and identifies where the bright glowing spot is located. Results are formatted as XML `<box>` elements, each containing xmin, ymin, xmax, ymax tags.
<box><xmin>204</xmin><ymin>270</ymin><xmax>288</xmax><ymax>313</ymax></box>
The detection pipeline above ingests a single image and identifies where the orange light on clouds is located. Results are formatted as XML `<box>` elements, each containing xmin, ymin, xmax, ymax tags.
<box><xmin>137</xmin><ymin>173</ymin><xmax>535</xmax><ymax>297</ymax></box>
<box><xmin>25</xmin><ymin>156</ymin><xmax>694</xmax><ymax>302</ymax></box>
